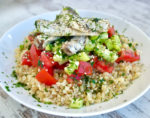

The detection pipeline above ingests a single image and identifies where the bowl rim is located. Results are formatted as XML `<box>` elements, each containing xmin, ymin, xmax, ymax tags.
<box><xmin>0</xmin><ymin>9</ymin><xmax>150</xmax><ymax>117</ymax></box>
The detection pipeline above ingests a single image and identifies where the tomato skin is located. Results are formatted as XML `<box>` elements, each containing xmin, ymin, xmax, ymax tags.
<box><xmin>21</xmin><ymin>51</ymin><xmax>32</xmax><ymax>66</ymax></box>
<box><xmin>40</xmin><ymin>52</ymin><xmax>54</xmax><ymax>68</ymax></box>
<box><xmin>108</xmin><ymin>27</ymin><xmax>115</xmax><ymax>38</ymax></box>
<box><xmin>66</xmin><ymin>77</ymin><xmax>74</xmax><ymax>84</ymax></box>
<box><xmin>36</xmin><ymin>69</ymin><xmax>57</xmax><ymax>86</ymax></box>
<box><xmin>77</xmin><ymin>61</ymin><xmax>93</xmax><ymax>75</ymax></box>
<box><xmin>30</xmin><ymin>44</ymin><xmax>39</xmax><ymax>67</ymax></box>
<box><xmin>116</xmin><ymin>50</ymin><xmax>140</xmax><ymax>63</ymax></box>
<box><xmin>94</xmin><ymin>60</ymin><xmax>114</xmax><ymax>73</ymax></box>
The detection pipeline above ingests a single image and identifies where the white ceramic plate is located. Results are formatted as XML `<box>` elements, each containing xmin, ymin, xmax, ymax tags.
<box><xmin>0</xmin><ymin>10</ymin><xmax>150</xmax><ymax>117</ymax></box>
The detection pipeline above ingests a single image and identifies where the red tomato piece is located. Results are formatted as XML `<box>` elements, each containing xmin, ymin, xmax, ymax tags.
<box><xmin>54</xmin><ymin>62</ymin><xmax>68</xmax><ymax>70</ymax></box>
<box><xmin>36</xmin><ymin>69</ymin><xmax>57</xmax><ymax>86</ymax></box>
<box><xmin>108</xmin><ymin>26</ymin><xmax>115</xmax><ymax>38</ymax></box>
<box><xmin>116</xmin><ymin>50</ymin><xmax>140</xmax><ymax>63</ymax></box>
<box><xmin>66</xmin><ymin>77</ymin><xmax>74</xmax><ymax>84</ymax></box>
<box><xmin>77</xmin><ymin>61</ymin><xmax>93</xmax><ymax>75</ymax></box>
<box><xmin>94</xmin><ymin>60</ymin><xmax>114</xmax><ymax>73</ymax></box>
<box><xmin>21</xmin><ymin>51</ymin><xmax>32</xmax><ymax>66</ymax></box>
<box><xmin>30</xmin><ymin>44</ymin><xmax>39</xmax><ymax>67</ymax></box>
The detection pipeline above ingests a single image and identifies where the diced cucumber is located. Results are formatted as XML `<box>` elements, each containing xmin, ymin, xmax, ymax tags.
<box><xmin>111</xmin><ymin>35</ymin><xmax>121</xmax><ymax>52</ymax></box>
<box><xmin>69</xmin><ymin>52</ymin><xmax>90</xmax><ymax>62</ymax></box>
<box><xmin>94</xmin><ymin>44</ymin><xmax>118</xmax><ymax>62</ymax></box>
<box><xmin>70</xmin><ymin>98</ymin><xmax>83</xmax><ymax>109</ymax></box>
<box><xmin>84</xmin><ymin>38</ymin><xmax>95</xmax><ymax>51</ymax></box>
<box><xmin>105</xmin><ymin>39</ymin><xmax>113</xmax><ymax>50</ymax></box>
<box><xmin>77</xmin><ymin>52</ymin><xmax>90</xmax><ymax>61</ymax></box>
<box><xmin>45</xmin><ymin>44</ymin><xmax>53</xmax><ymax>51</ymax></box>
<box><xmin>53</xmin><ymin>48</ymin><xmax>68</xmax><ymax>64</ymax></box>
<box><xmin>64</xmin><ymin>61</ymin><xmax>79</xmax><ymax>75</ymax></box>
<box><xmin>97</xmin><ymin>32</ymin><xmax>108</xmax><ymax>43</ymax></box>
<box><xmin>89</xmin><ymin>35</ymin><xmax>99</xmax><ymax>41</ymax></box>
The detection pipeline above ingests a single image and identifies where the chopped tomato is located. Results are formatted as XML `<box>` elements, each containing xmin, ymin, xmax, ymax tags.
<box><xmin>54</xmin><ymin>62</ymin><xmax>68</xmax><ymax>70</ymax></box>
<box><xmin>36</xmin><ymin>69</ymin><xmax>57</xmax><ymax>86</ymax></box>
<box><xmin>66</xmin><ymin>77</ymin><xmax>74</xmax><ymax>84</ymax></box>
<box><xmin>28</xmin><ymin>35</ymin><xmax>34</xmax><ymax>42</ymax></box>
<box><xmin>116</xmin><ymin>50</ymin><xmax>140</xmax><ymax>63</ymax></box>
<box><xmin>30</xmin><ymin>44</ymin><xmax>39</xmax><ymax>67</ymax></box>
<box><xmin>108</xmin><ymin>26</ymin><xmax>115</xmax><ymax>38</ymax></box>
<box><xmin>77</xmin><ymin>61</ymin><xmax>93</xmax><ymax>75</ymax></box>
<box><xmin>40</xmin><ymin>52</ymin><xmax>54</xmax><ymax>68</ymax></box>
<box><xmin>94</xmin><ymin>60</ymin><xmax>114</xmax><ymax>73</ymax></box>
<box><xmin>21</xmin><ymin>51</ymin><xmax>32</xmax><ymax>66</ymax></box>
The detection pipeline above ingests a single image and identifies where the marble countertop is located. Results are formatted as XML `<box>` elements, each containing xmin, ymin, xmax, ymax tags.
<box><xmin>0</xmin><ymin>0</ymin><xmax>150</xmax><ymax>118</ymax></box>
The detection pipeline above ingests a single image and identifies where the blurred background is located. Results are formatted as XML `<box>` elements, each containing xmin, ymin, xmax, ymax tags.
<box><xmin>0</xmin><ymin>0</ymin><xmax>150</xmax><ymax>118</ymax></box>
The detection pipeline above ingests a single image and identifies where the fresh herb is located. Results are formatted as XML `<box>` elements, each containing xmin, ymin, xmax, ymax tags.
<box><xmin>90</xmin><ymin>61</ymin><xmax>94</xmax><ymax>66</ymax></box>
<box><xmin>91</xmin><ymin>80</ymin><xmax>96</xmax><ymax>84</ymax></box>
<box><xmin>5</xmin><ymin>86</ymin><xmax>10</xmax><ymax>92</ymax></box>
<box><xmin>44</xmin><ymin>101</ymin><xmax>52</xmax><ymax>104</ymax></box>
<box><xmin>38</xmin><ymin>60</ymin><xmax>43</xmax><ymax>68</ymax></box>
<box><xmin>108</xmin><ymin>80</ymin><xmax>114</xmax><ymax>84</ymax></box>
<box><xmin>128</xmin><ymin>43</ymin><xmax>132</xmax><ymax>47</ymax></box>
<box><xmin>11</xmin><ymin>70</ymin><xmax>17</xmax><ymax>79</ymax></box>
<box><xmin>5</xmin><ymin>56</ymin><xmax>8</xmax><ymax>59</ymax></box>
<box><xmin>19</xmin><ymin>44</ymin><xmax>24</xmax><ymax>50</ymax></box>
<box><xmin>32</xmin><ymin>94</ymin><xmax>41</xmax><ymax>102</ymax></box>
<box><xmin>37</xmin><ymin>104</ymin><xmax>41</xmax><ymax>107</ymax></box>
<box><xmin>122</xmin><ymin>73</ymin><xmax>125</xmax><ymax>76</ymax></box>
<box><xmin>25</xmin><ymin>40</ymin><xmax>28</xmax><ymax>43</ymax></box>
<box><xmin>84</xmin><ymin>75</ymin><xmax>89</xmax><ymax>84</ymax></box>
<box><xmin>92</xmin><ymin>18</ymin><xmax>100</xmax><ymax>22</ymax></box>
<box><xmin>35</xmin><ymin>21</ymin><xmax>38</xmax><ymax>28</ymax></box>
<box><xmin>28</xmin><ymin>44</ymin><xmax>31</xmax><ymax>50</ymax></box>
<box><xmin>99</xmin><ymin>78</ymin><xmax>105</xmax><ymax>84</ymax></box>
<box><xmin>44</xmin><ymin>88</ymin><xmax>48</xmax><ymax>92</ymax></box>
<box><xmin>13</xmin><ymin>82</ymin><xmax>27</xmax><ymax>88</ymax></box>
<box><xmin>1</xmin><ymin>72</ymin><xmax>4</xmax><ymax>74</ymax></box>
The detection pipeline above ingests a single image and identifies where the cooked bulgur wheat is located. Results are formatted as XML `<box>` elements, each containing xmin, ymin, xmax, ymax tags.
<box><xmin>14</xmin><ymin>36</ymin><xmax>142</xmax><ymax>107</ymax></box>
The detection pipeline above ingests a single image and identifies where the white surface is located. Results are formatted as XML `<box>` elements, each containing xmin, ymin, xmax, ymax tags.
<box><xmin>0</xmin><ymin>10</ymin><xmax>150</xmax><ymax>117</ymax></box>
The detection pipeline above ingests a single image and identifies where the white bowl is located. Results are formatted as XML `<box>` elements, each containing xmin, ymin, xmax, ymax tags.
<box><xmin>0</xmin><ymin>10</ymin><xmax>150</xmax><ymax>117</ymax></box>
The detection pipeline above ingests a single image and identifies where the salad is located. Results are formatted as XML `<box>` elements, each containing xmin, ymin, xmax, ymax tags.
<box><xmin>14</xmin><ymin>7</ymin><xmax>142</xmax><ymax>109</ymax></box>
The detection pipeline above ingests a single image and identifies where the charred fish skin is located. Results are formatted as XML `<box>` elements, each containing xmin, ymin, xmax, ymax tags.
<box><xmin>62</xmin><ymin>36</ymin><xmax>86</xmax><ymax>56</ymax></box>
<box><xmin>34</xmin><ymin>7</ymin><xmax>110</xmax><ymax>36</ymax></box>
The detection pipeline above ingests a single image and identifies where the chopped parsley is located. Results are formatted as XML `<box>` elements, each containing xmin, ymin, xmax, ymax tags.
<box><xmin>28</xmin><ymin>44</ymin><xmax>31</xmax><ymax>50</ymax></box>
<box><xmin>91</xmin><ymin>80</ymin><xmax>96</xmax><ymax>84</ymax></box>
<box><xmin>99</xmin><ymin>78</ymin><xmax>105</xmax><ymax>84</ymax></box>
<box><xmin>128</xmin><ymin>43</ymin><xmax>132</xmax><ymax>47</ymax></box>
<box><xmin>11</xmin><ymin>70</ymin><xmax>17</xmax><ymax>79</ymax></box>
<box><xmin>90</xmin><ymin>61</ymin><xmax>94</xmax><ymax>66</ymax></box>
<box><xmin>122</xmin><ymin>73</ymin><xmax>125</xmax><ymax>76</ymax></box>
<box><xmin>44</xmin><ymin>101</ymin><xmax>52</xmax><ymax>104</ymax></box>
<box><xmin>5</xmin><ymin>86</ymin><xmax>10</xmax><ymax>92</ymax></box>
<box><xmin>37</xmin><ymin>104</ymin><xmax>41</xmax><ymax>107</ymax></box>
<box><xmin>32</xmin><ymin>94</ymin><xmax>41</xmax><ymax>102</ymax></box>
<box><xmin>38</xmin><ymin>60</ymin><xmax>43</xmax><ymax>68</ymax></box>
<box><xmin>13</xmin><ymin>82</ymin><xmax>27</xmax><ymax>88</ymax></box>
<box><xmin>44</xmin><ymin>88</ymin><xmax>48</xmax><ymax>92</ymax></box>
<box><xmin>108</xmin><ymin>80</ymin><xmax>114</xmax><ymax>84</ymax></box>
<box><xmin>92</xmin><ymin>18</ymin><xmax>100</xmax><ymax>22</ymax></box>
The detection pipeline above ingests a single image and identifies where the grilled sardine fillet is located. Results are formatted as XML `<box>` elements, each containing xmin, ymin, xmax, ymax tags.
<box><xmin>62</xmin><ymin>36</ymin><xmax>86</xmax><ymax>55</ymax></box>
<box><xmin>35</xmin><ymin>7</ymin><xmax>110</xmax><ymax>36</ymax></box>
